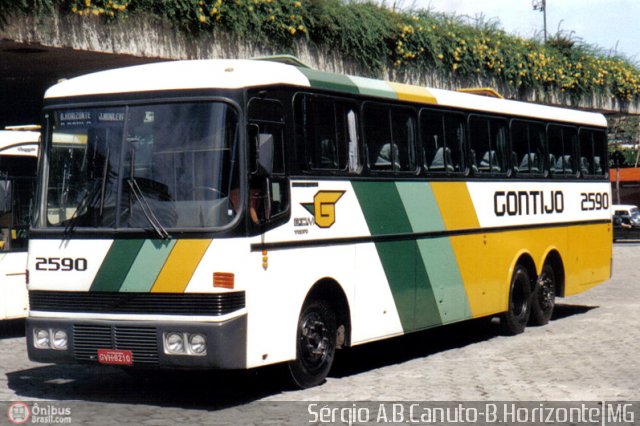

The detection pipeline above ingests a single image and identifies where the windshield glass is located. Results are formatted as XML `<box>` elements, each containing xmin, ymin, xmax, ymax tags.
<box><xmin>44</xmin><ymin>102</ymin><xmax>240</xmax><ymax>231</ymax></box>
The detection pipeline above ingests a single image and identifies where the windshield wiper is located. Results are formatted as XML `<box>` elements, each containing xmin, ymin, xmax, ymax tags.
<box><xmin>63</xmin><ymin>181</ymin><xmax>102</xmax><ymax>235</ymax></box>
<box><xmin>64</xmin><ymin>147</ymin><xmax>111</xmax><ymax>236</ymax></box>
<box><xmin>98</xmin><ymin>144</ymin><xmax>110</xmax><ymax>216</ymax></box>
<box><xmin>127</xmin><ymin>178</ymin><xmax>170</xmax><ymax>240</ymax></box>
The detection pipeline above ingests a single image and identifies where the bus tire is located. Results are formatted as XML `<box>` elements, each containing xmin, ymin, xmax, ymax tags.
<box><xmin>530</xmin><ymin>263</ymin><xmax>556</xmax><ymax>326</ymax></box>
<box><xmin>288</xmin><ymin>299</ymin><xmax>337</xmax><ymax>389</ymax></box>
<box><xmin>500</xmin><ymin>264</ymin><xmax>532</xmax><ymax>335</ymax></box>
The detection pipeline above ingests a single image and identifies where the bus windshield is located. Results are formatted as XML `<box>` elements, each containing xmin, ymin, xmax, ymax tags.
<box><xmin>44</xmin><ymin>102</ymin><xmax>240</xmax><ymax>232</ymax></box>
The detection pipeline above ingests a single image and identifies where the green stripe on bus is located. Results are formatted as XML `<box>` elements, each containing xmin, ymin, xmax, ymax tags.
<box><xmin>352</xmin><ymin>181</ymin><xmax>442</xmax><ymax>331</ymax></box>
<box><xmin>417</xmin><ymin>238</ymin><xmax>472</xmax><ymax>323</ymax></box>
<box><xmin>119</xmin><ymin>240</ymin><xmax>176</xmax><ymax>293</ymax></box>
<box><xmin>352</xmin><ymin>181</ymin><xmax>413</xmax><ymax>236</ymax></box>
<box><xmin>348</xmin><ymin>76</ymin><xmax>398</xmax><ymax>100</ymax></box>
<box><xmin>396</xmin><ymin>182</ymin><xmax>471</xmax><ymax>322</ymax></box>
<box><xmin>395</xmin><ymin>182</ymin><xmax>445</xmax><ymax>233</ymax></box>
<box><xmin>395</xmin><ymin>182</ymin><xmax>455</xmax><ymax>326</ymax></box>
<box><xmin>89</xmin><ymin>239</ymin><xmax>145</xmax><ymax>292</ymax></box>
<box><xmin>414</xmin><ymin>245</ymin><xmax>442</xmax><ymax>329</ymax></box>
<box><xmin>297</xmin><ymin>68</ymin><xmax>360</xmax><ymax>95</ymax></box>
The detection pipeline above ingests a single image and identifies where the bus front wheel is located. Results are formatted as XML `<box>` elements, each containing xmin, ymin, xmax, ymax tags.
<box><xmin>500</xmin><ymin>264</ymin><xmax>532</xmax><ymax>335</ymax></box>
<box><xmin>288</xmin><ymin>299</ymin><xmax>337</xmax><ymax>389</ymax></box>
<box><xmin>530</xmin><ymin>264</ymin><xmax>556</xmax><ymax>325</ymax></box>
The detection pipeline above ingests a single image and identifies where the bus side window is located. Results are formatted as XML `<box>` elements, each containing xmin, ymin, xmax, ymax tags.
<box><xmin>470</xmin><ymin>116</ymin><xmax>507</xmax><ymax>175</ymax></box>
<box><xmin>593</xmin><ymin>129</ymin><xmax>608</xmax><ymax>177</ymax></box>
<box><xmin>548</xmin><ymin>124</ymin><xmax>578</xmax><ymax>176</ymax></box>
<box><xmin>420</xmin><ymin>110</ymin><xmax>465</xmax><ymax>173</ymax></box>
<box><xmin>391</xmin><ymin>108</ymin><xmax>417</xmax><ymax>171</ymax></box>
<box><xmin>247</xmin><ymin>98</ymin><xmax>288</xmax><ymax>224</ymax></box>
<box><xmin>512</xmin><ymin>120</ymin><xmax>545</xmax><ymax>176</ymax></box>
<box><xmin>364</xmin><ymin>103</ymin><xmax>416</xmax><ymax>173</ymax></box>
<box><xmin>421</xmin><ymin>110</ymin><xmax>447</xmax><ymax>172</ymax></box>
<box><xmin>579</xmin><ymin>128</ymin><xmax>608</xmax><ymax>177</ymax></box>
<box><xmin>295</xmin><ymin>95</ymin><xmax>360</xmax><ymax>174</ymax></box>
<box><xmin>445</xmin><ymin>113</ymin><xmax>466</xmax><ymax>173</ymax></box>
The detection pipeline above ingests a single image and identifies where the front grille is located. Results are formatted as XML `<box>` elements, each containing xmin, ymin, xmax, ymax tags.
<box><xmin>30</xmin><ymin>291</ymin><xmax>245</xmax><ymax>316</ymax></box>
<box><xmin>73</xmin><ymin>324</ymin><xmax>159</xmax><ymax>365</ymax></box>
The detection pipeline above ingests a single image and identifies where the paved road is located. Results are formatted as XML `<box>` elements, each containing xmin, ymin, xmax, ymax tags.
<box><xmin>1</xmin><ymin>244</ymin><xmax>639</xmax><ymax>424</ymax></box>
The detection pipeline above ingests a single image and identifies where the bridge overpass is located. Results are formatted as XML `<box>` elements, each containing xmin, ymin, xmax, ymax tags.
<box><xmin>2</xmin><ymin>11</ymin><xmax>639</xmax><ymax>128</ymax></box>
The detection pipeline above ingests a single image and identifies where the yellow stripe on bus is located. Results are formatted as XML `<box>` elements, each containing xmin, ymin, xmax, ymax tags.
<box><xmin>388</xmin><ymin>82</ymin><xmax>437</xmax><ymax>105</ymax></box>
<box><xmin>430</xmin><ymin>182</ymin><xmax>480</xmax><ymax>230</ymax></box>
<box><xmin>150</xmin><ymin>239</ymin><xmax>212</xmax><ymax>293</ymax></box>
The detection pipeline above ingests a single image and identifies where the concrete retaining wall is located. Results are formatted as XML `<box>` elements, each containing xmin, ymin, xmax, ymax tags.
<box><xmin>2</xmin><ymin>11</ymin><xmax>638</xmax><ymax>115</ymax></box>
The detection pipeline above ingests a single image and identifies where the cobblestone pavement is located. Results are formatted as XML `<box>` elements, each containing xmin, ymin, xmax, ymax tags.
<box><xmin>0</xmin><ymin>244</ymin><xmax>638</xmax><ymax>424</ymax></box>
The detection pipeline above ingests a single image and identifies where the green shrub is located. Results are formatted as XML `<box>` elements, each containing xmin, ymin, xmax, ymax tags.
<box><xmin>2</xmin><ymin>0</ymin><xmax>639</xmax><ymax>103</ymax></box>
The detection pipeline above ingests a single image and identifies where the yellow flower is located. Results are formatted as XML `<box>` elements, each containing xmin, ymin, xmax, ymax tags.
<box><xmin>198</xmin><ymin>14</ymin><xmax>207</xmax><ymax>23</ymax></box>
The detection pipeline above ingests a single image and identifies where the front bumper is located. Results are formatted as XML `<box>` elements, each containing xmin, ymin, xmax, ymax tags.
<box><xmin>26</xmin><ymin>314</ymin><xmax>247</xmax><ymax>369</ymax></box>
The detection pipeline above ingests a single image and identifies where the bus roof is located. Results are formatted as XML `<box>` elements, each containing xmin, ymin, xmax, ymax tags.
<box><xmin>44</xmin><ymin>59</ymin><xmax>607</xmax><ymax>128</ymax></box>
<box><xmin>0</xmin><ymin>130</ymin><xmax>39</xmax><ymax>157</ymax></box>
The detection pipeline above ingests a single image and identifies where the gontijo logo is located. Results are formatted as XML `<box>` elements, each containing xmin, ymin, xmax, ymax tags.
<box><xmin>301</xmin><ymin>190</ymin><xmax>345</xmax><ymax>228</ymax></box>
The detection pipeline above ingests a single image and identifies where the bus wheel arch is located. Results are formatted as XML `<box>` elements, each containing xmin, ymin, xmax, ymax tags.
<box><xmin>288</xmin><ymin>278</ymin><xmax>351</xmax><ymax>388</ymax></box>
<box><xmin>301</xmin><ymin>278</ymin><xmax>351</xmax><ymax>348</ymax></box>
<box><xmin>501</xmin><ymin>254</ymin><xmax>535</xmax><ymax>335</ymax></box>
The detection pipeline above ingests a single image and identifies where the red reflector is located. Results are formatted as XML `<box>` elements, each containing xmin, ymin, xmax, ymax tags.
<box><xmin>213</xmin><ymin>272</ymin><xmax>235</xmax><ymax>289</ymax></box>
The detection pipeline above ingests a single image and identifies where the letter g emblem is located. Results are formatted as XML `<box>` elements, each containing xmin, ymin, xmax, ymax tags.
<box><xmin>313</xmin><ymin>191</ymin><xmax>345</xmax><ymax>228</ymax></box>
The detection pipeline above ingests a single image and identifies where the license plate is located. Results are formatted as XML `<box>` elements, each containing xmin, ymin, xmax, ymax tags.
<box><xmin>97</xmin><ymin>349</ymin><xmax>133</xmax><ymax>366</ymax></box>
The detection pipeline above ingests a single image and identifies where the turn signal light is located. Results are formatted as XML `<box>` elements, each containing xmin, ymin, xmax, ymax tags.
<box><xmin>213</xmin><ymin>272</ymin><xmax>234</xmax><ymax>289</ymax></box>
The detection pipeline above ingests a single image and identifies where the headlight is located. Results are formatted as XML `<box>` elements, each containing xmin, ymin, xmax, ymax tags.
<box><xmin>188</xmin><ymin>333</ymin><xmax>207</xmax><ymax>355</ymax></box>
<box><xmin>34</xmin><ymin>328</ymin><xmax>51</xmax><ymax>349</ymax></box>
<box><xmin>51</xmin><ymin>330</ymin><xmax>68</xmax><ymax>350</ymax></box>
<box><xmin>163</xmin><ymin>332</ymin><xmax>207</xmax><ymax>356</ymax></box>
<box><xmin>165</xmin><ymin>332</ymin><xmax>185</xmax><ymax>354</ymax></box>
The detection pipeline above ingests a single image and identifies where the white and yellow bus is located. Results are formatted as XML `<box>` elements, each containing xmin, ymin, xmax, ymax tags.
<box><xmin>27</xmin><ymin>58</ymin><xmax>611</xmax><ymax>387</ymax></box>
<box><xmin>0</xmin><ymin>127</ymin><xmax>38</xmax><ymax>320</ymax></box>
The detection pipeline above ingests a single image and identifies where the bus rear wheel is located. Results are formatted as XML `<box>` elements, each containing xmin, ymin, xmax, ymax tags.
<box><xmin>288</xmin><ymin>299</ymin><xmax>337</xmax><ymax>389</ymax></box>
<box><xmin>530</xmin><ymin>264</ymin><xmax>556</xmax><ymax>325</ymax></box>
<box><xmin>500</xmin><ymin>264</ymin><xmax>532</xmax><ymax>335</ymax></box>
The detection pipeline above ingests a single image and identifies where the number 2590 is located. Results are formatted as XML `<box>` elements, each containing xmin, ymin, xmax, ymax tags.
<box><xmin>35</xmin><ymin>257</ymin><xmax>87</xmax><ymax>271</ymax></box>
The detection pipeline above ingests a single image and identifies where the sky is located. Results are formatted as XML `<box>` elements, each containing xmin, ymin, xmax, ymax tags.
<box><xmin>390</xmin><ymin>0</ymin><xmax>640</xmax><ymax>63</ymax></box>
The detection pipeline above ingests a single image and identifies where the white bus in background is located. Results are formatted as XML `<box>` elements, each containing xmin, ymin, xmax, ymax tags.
<box><xmin>0</xmin><ymin>126</ymin><xmax>38</xmax><ymax>320</ymax></box>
